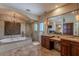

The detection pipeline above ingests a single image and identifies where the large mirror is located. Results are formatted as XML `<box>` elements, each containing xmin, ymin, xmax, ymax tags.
<box><xmin>48</xmin><ymin>10</ymin><xmax>79</xmax><ymax>36</ymax></box>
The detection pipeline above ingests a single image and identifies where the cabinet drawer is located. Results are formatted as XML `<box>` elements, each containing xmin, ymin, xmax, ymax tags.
<box><xmin>61</xmin><ymin>39</ymin><xmax>70</xmax><ymax>46</ymax></box>
<box><xmin>70</xmin><ymin>41</ymin><xmax>79</xmax><ymax>46</ymax></box>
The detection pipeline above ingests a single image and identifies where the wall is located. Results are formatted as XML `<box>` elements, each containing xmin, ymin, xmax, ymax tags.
<box><xmin>0</xmin><ymin>4</ymin><xmax>34</xmax><ymax>40</ymax></box>
<box><xmin>25</xmin><ymin>23</ymin><xmax>32</xmax><ymax>37</ymax></box>
<box><xmin>0</xmin><ymin>14</ymin><xmax>32</xmax><ymax>39</ymax></box>
<box><xmin>31</xmin><ymin>22</ymin><xmax>39</xmax><ymax>41</ymax></box>
<box><xmin>46</xmin><ymin>4</ymin><xmax>78</xmax><ymax>17</ymax></box>
<box><xmin>43</xmin><ymin>4</ymin><xmax>79</xmax><ymax>35</ymax></box>
<box><xmin>30</xmin><ymin>16</ymin><xmax>41</xmax><ymax>41</ymax></box>
<box><xmin>0</xmin><ymin>20</ymin><xmax>27</xmax><ymax>39</ymax></box>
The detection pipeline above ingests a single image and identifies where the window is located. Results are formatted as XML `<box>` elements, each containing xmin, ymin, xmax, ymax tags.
<box><xmin>34</xmin><ymin>23</ymin><xmax>38</xmax><ymax>31</ymax></box>
<box><xmin>40</xmin><ymin>23</ymin><xmax>44</xmax><ymax>31</ymax></box>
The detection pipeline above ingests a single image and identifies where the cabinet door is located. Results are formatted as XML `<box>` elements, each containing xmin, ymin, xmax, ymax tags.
<box><xmin>45</xmin><ymin>38</ymin><xmax>50</xmax><ymax>49</ymax></box>
<box><xmin>41</xmin><ymin>36</ymin><xmax>43</xmax><ymax>46</ymax></box>
<box><xmin>41</xmin><ymin>36</ymin><xmax>45</xmax><ymax>47</ymax></box>
<box><xmin>61</xmin><ymin>39</ymin><xmax>70</xmax><ymax>56</ymax></box>
<box><xmin>61</xmin><ymin>44</ymin><xmax>70</xmax><ymax>56</ymax></box>
<box><xmin>41</xmin><ymin>36</ymin><xmax>50</xmax><ymax>49</ymax></box>
<box><xmin>71</xmin><ymin>42</ymin><xmax>79</xmax><ymax>56</ymax></box>
<box><xmin>71</xmin><ymin>46</ymin><xmax>79</xmax><ymax>56</ymax></box>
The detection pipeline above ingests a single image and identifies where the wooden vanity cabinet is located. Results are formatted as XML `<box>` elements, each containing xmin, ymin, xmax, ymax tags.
<box><xmin>41</xmin><ymin>36</ymin><xmax>45</xmax><ymax>47</ymax></box>
<box><xmin>61</xmin><ymin>39</ymin><xmax>79</xmax><ymax>56</ymax></box>
<box><xmin>41</xmin><ymin>36</ymin><xmax>50</xmax><ymax>49</ymax></box>
<box><xmin>70</xmin><ymin>42</ymin><xmax>79</xmax><ymax>56</ymax></box>
<box><xmin>41</xmin><ymin>35</ymin><xmax>54</xmax><ymax>50</ymax></box>
<box><xmin>61</xmin><ymin>39</ymin><xmax>71</xmax><ymax>56</ymax></box>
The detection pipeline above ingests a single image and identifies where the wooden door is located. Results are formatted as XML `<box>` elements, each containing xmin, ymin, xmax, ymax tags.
<box><xmin>63</xmin><ymin>23</ymin><xmax>73</xmax><ymax>35</ymax></box>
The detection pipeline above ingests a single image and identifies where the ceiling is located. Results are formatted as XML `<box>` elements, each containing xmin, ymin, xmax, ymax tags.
<box><xmin>3</xmin><ymin>3</ymin><xmax>66</xmax><ymax>16</ymax></box>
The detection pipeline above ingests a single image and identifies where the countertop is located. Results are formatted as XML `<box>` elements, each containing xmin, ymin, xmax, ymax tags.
<box><xmin>60</xmin><ymin>36</ymin><xmax>79</xmax><ymax>42</ymax></box>
<box><xmin>50</xmin><ymin>37</ymin><xmax>61</xmax><ymax>42</ymax></box>
<box><xmin>42</xmin><ymin>34</ymin><xmax>79</xmax><ymax>42</ymax></box>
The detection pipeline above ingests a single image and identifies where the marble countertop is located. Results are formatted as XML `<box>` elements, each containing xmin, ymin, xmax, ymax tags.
<box><xmin>60</xmin><ymin>36</ymin><xmax>79</xmax><ymax>42</ymax></box>
<box><xmin>42</xmin><ymin>34</ymin><xmax>79</xmax><ymax>42</ymax></box>
<box><xmin>50</xmin><ymin>37</ymin><xmax>61</xmax><ymax>42</ymax></box>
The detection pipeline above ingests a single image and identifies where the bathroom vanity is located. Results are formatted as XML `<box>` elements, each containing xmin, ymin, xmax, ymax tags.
<box><xmin>41</xmin><ymin>35</ymin><xmax>61</xmax><ymax>51</ymax></box>
<box><xmin>41</xmin><ymin>34</ymin><xmax>79</xmax><ymax>56</ymax></box>
<box><xmin>61</xmin><ymin>37</ymin><xmax>79</xmax><ymax>56</ymax></box>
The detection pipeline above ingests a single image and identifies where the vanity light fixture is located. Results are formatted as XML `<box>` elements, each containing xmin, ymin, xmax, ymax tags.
<box><xmin>44</xmin><ymin>18</ymin><xmax>49</xmax><ymax>25</ymax></box>
<box><xmin>58</xmin><ymin>25</ymin><xmax>61</xmax><ymax>28</ymax></box>
<box><xmin>76</xmin><ymin>14</ymin><xmax>79</xmax><ymax>21</ymax></box>
<box><xmin>76</xmin><ymin>4</ymin><xmax>79</xmax><ymax>21</ymax></box>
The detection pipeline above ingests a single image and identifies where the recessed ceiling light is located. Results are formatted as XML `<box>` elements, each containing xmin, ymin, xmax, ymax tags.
<box><xmin>56</xmin><ymin>5</ymin><xmax>58</xmax><ymax>8</ymax></box>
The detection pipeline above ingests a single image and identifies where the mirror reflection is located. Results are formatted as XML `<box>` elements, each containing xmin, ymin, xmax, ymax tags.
<box><xmin>48</xmin><ymin>10</ymin><xmax>79</xmax><ymax>36</ymax></box>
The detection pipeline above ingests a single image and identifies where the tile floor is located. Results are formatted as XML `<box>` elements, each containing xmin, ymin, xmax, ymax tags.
<box><xmin>0</xmin><ymin>42</ymin><xmax>60</xmax><ymax>56</ymax></box>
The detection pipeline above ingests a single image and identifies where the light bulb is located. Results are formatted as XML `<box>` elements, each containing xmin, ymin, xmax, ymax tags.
<box><xmin>76</xmin><ymin>15</ymin><xmax>79</xmax><ymax>21</ymax></box>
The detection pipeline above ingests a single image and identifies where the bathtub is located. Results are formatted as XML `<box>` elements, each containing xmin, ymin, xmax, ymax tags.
<box><xmin>0</xmin><ymin>37</ymin><xmax>32</xmax><ymax>43</ymax></box>
<box><xmin>0</xmin><ymin>37</ymin><xmax>32</xmax><ymax>53</ymax></box>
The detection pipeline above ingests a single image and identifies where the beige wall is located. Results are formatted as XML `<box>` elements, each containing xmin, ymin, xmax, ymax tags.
<box><xmin>46</xmin><ymin>4</ymin><xmax>78</xmax><ymax>18</ymax></box>
<box><xmin>0</xmin><ymin>16</ymin><xmax>32</xmax><ymax>39</ymax></box>
<box><xmin>0</xmin><ymin>20</ymin><xmax>26</xmax><ymax>39</ymax></box>
<box><xmin>43</xmin><ymin>3</ymin><xmax>79</xmax><ymax>35</ymax></box>
<box><xmin>30</xmin><ymin>16</ymin><xmax>42</xmax><ymax>41</ymax></box>
<box><xmin>25</xmin><ymin>23</ymin><xmax>32</xmax><ymax>37</ymax></box>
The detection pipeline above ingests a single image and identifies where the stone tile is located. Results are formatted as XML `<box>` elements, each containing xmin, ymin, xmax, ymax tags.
<box><xmin>0</xmin><ymin>44</ymin><xmax>60</xmax><ymax>56</ymax></box>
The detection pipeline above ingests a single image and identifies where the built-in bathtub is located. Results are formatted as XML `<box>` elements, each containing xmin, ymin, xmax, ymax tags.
<box><xmin>0</xmin><ymin>37</ymin><xmax>32</xmax><ymax>53</ymax></box>
<box><xmin>0</xmin><ymin>37</ymin><xmax>31</xmax><ymax>43</ymax></box>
